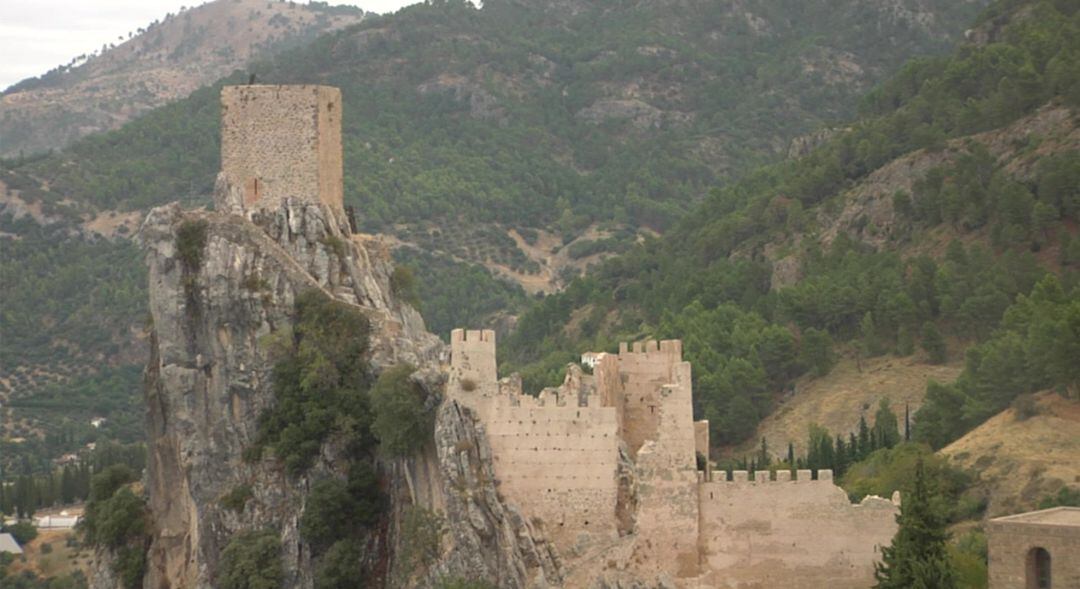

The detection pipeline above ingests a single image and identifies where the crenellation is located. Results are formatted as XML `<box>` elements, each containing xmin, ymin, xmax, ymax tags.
<box><xmin>446</xmin><ymin>330</ymin><xmax>898</xmax><ymax>587</ymax></box>
<box><xmin>818</xmin><ymin>469</ymin><xmax>833</xmax><ymax>481</ymax></box>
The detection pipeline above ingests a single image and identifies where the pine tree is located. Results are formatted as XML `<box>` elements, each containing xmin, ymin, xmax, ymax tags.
<box><xmin>921</xmin><ymin>322</ymin><xmax>948</xmax><ymax>364</ymax></box>
<box><xmin>874</xmin><ymin>458</ymin><xmax>957</xmax><ymax>589</ymax></box>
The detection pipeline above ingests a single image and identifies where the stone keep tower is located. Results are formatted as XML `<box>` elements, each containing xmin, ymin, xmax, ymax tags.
<box><xmin>220</xmin><ymin>85</ymin><xmax>344</xmax><ymax>215</ymax></box>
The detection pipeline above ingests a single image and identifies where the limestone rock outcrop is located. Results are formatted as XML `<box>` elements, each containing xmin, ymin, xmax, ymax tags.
<box><xmin>132</xmin><ymin>183</ymin><xmax>565</xmax><ymax>587</ymax></box>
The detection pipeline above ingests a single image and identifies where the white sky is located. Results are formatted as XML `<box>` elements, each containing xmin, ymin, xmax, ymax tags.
<box><xmin>0</xmin><ymin>0</ymin><xmax>419</xmax><ymax>91</ymax></box>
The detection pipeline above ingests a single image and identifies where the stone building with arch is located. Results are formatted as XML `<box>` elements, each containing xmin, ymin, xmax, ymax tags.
<box><xmin>988</xmin><ymin>506</ymin><xmax>1080</xmax><ymax>589</ymax></box>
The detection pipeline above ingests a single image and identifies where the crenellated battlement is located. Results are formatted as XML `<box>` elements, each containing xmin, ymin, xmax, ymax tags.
<box><xmin>450</xmin><ymin>328</ymin><xmax>496</xmax><ymax>345</ymax></box>
<box><xmin>617</xmin><ymin>339</ymin><xmax>683</xmax><ymax>361</ymax></box>
<box><xmin>709</xmin><ymin>469</ymin><xmax>834</xmax><ymax>483</ymax></box>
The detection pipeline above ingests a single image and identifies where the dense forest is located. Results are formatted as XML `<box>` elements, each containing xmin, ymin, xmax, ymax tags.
<box><xmin>500</xmin><ymin>0</ymin><xmax>1080</xmax><ymax>449</ymax></box>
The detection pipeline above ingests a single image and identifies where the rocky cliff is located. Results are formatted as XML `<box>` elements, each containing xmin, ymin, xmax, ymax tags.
<box><xmin>131</xmin><ymin>174</ymin><xmax>559</xmax><ymax>587</ymax></box>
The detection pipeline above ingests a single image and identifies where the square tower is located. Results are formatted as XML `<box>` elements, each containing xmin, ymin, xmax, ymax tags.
<box><xmin>220</xmin><ymin>85</ymin><xmax>343</xmax><ymax>213</ymax></box>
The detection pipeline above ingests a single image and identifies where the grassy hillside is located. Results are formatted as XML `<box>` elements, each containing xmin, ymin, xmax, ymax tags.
<box><xmin>942</xmin><ymin>391</ymin><xmax>1080</xmax><ymax>516</ymax></box>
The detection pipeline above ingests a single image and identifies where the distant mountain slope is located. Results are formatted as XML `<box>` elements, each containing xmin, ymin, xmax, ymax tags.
<box><xmin>0</xmin><ymin>0</ymin><xmax>364</xmax><ymax>158</ymax></box>
<box><xmin>500</xmin><ymin>0</ymin><xmax>1080</xmax><ymax>452</ymax></box>
<box><xmin>0</xmin><ymin>0</ymin><xmax>987</xmax><ymax>398</ymax></box>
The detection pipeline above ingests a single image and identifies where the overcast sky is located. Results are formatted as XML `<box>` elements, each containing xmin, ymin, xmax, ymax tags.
<box><xmin>0</xmin><ymin>0</ymin><xmax>419</xmax><ymax>91</ymax></box>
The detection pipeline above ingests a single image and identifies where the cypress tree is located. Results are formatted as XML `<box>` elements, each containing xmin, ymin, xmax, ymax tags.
<box><xmin>858</xmin><ymin>415</ymin><xmax>871</xmax><ymax>459</ymax></box>
<box><xmin>904</xmin><ymin>403</ymin><xmax>911</xmax><ymax>442</ymax></box>
<box><xmin>758</xmin><ymin>437</ymin><xmax>771</xmax><ymax>468</ymax></box>
<box><xmin>873</xmin><ymin>457</ymin><xmax>957</xmax><ymax>589</ymax></box>
<box><xmin>834</xmin><ymin>435</ymin><xmax>847</xmax><ymax>476</ymax></box>
<box><xmin>787</xmin><ymin>442</ymin><xmax>795</xmax><ymax>470</ymax></box>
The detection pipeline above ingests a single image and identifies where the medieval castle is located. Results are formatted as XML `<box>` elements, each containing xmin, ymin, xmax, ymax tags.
<box><xmin>217</xmin><ymin>84</ymin><xmax>902</xmax><ymax>587</ymax></box>
<box><xmin>447</xmin><ymin>329</ymin><xmax>901</xmax><ymax>587</ymax></box>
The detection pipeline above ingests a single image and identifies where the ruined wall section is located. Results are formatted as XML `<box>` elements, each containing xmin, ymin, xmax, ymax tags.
<box><xmin>623</xmin><ymin>352</ymin><xmax>701</xmax><ymax>579</ymax></box>
<box><xmin>697</xmin><ymin>469</ymin><xmax>899</xmax><ymax>588</ymax></box>
<box><xmin>612</xmin><ymin>340</ymin><xmax>682</xmax><ymax>457</ymax></box>
<box><xmin>220</xmin><ymin>85</ymin><xmax>343</xmax><ymax>216</ymax></box>
<box><xmin>448</xmin><ymin>330</ymin><xmax>620</xmax><ymax>551</ymax></box>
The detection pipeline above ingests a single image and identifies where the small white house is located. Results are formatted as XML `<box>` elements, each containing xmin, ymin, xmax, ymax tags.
<box><xmin>90</xmin><ymin>417</ymin><xmax>107</xmax><ymax>428</ymax></box>
<box><xmin>35</xmin><ymin>515</ymin><xmax>79</xmax><ymax>529</ymax></box>
<box><xmin>0</xmin><ymin>532</ymin><xmax>23</xmax><ymax>555</ymax></box>
<box><xmin>581</xmin><ymin>352</ymin><xmax>606</xmax><ymax>369</ymax></box>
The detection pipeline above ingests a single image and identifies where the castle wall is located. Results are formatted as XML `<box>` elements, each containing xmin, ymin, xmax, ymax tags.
<box><xmin>448</xmin><ymin>330</ymin><xmax>620</xmax><ymax>550</ymax></box>
<box><xmin>697</xmin><ymin>470</ymin><xmax>898</xmax><ymax>588</ymax></box>
<box><xmin>220</xmin><ymin>85</ymin><xmax>343</xmax><ymax>214</ymax></box>
<box><xmin>485</xmin><ymin>403</ymin><xmax>620</xmax><ymax>547</ymax></box>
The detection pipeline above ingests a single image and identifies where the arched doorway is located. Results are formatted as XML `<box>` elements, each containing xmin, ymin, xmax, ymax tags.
<box><xmin>1026</xmin><ymin>547</ymin><xmax>1051</xmax><ymax>589</ymax></box>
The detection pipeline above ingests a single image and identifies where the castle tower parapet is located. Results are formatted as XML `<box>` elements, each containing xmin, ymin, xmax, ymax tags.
<box><xmin>448</xmin><ymin>328</ymin><xmax>497</xmax><ymax>391</ymax></box>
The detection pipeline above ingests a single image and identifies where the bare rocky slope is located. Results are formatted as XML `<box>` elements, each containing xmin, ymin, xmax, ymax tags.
<box><xmin>131</xmin><ymin>173</ymin><xmax>564</xmax><ymax>587</ymax></box>
<box><xmin>0</xmin><ymin>0</ymin><xmax>364</xmax><ymax>158</ymax></box>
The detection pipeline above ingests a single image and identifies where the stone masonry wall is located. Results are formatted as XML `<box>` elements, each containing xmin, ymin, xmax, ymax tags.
<box><xmin>611</xmin><ymin>348</ymin><xmax>701</xmax><ymax>579</ymax></box>
<box><xmin>988</xmin><ymin>508</ymin><xmax>1080</xmax><ymax>589</ymax></box>
<box><xmin>448</xmin><ymin>329</ymin><xmax>620</xmax><ymax>550</ymax></box>
<box><xmin>697</xmin><ymin>469</ymin><xmax>898</xmax><ymax>588</ymax></box>
<box><xmin>220</xmin><ymin>85</ymin><xmax>343</xmax><ymax>214</ymax></box>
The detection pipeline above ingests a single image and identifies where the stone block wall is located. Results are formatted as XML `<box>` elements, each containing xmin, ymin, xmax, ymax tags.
<box><xmin>988</xmin><ymin>508</ymin><xmax>1080</xmax><ymax>589</ymax></box>
<box><xmin>448</xmin><ymin>329</ymin><xmax>620</xmax><ymax>549</ymax></box>
<box><xmin>220</xmin><ymin>85</ymin><xmax>343</xmax><ymax>214</ymax></box>
<box><xmin>629</xmin><ymin>360</ymin><xmax>702</xmax><ymax>579</ymax></box>
<box><xmin>606</xmin><ymin>340</ymin><xmax>684</xmax><ymax>457</ymax></box>
<box><xmin>697</xmin><ymin>470</ymin><xmax>898</xmax><ymax>588</ymax></box>
<box><xmin>485</xmin><ymin>403</ymin><xmax>620</xmax><ymax>548</ymax></box>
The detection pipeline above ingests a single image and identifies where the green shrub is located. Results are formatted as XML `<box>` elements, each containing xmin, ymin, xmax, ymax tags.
<box><xmin>255</xmin><ymin>290</ymin><xmax>373</xmax><ymax>476</ymax></box>
<box><xmin>87</xmin><ymin>488</ymin><xmax>147</xmax><ymax>549</ymax></box>
<box><xmin>370</xmin><ymin>364</ymin><xmax>433</xmax><ymax>457</ymax></box>
<box><xmin>2</xmin><ymin>521</ymin><xmax>37</xmax><ymax>545</ymax></box>
<box><xmin>116</xmin><ymin>545</ymin><xmax>148</xmax><ymax>589</ymax></box>
<box><xmin>220</xmin><ymin>484</ymin><xmax>254</xmax><ymax>513</ymax></box>
<box><xmin>314</xmin><ymin>539</ymin><xmax>364</xmax><ymax>589</ymax></box>
<box><xmin>79</xmin><ymin>466</ymin><xmax>149</xmax><ymax>589</ymax></box>
<box><xmin>176</xmin><ymin>219</ymin><xmax>209</xmax><ymax>271</ymax></box>
<box><xmin>319</xmin><ymin>235</ymin><xmax>348</xmax><ymax>259</ymax></box>
<box><xmin>1037</xmin><ymin>486</ymin><xmax>1080</xmax><ymax>509</ymax></box>
<box><xmin>392</xmin><ymin>507</ymin><xmax>445</xmax><ymax>585</ymax></box>
<box><xmin>219</xmin><ymin>529</ymin><xmax>283</xmax><ymax>589</ymax></box>
<box><xmin>301</xmin><ymin>466</ymin><xmax>384</xmax><ymax>554</ymax></box>
<box><xmin>390</xmin><ymin>266</ymin><xmax>421</xmax><ymax>308</ymax></box>
<box><xmin>841</xmin><ymin>443</ymin><xmax>975</xmax><ymax>522</ymax></box>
